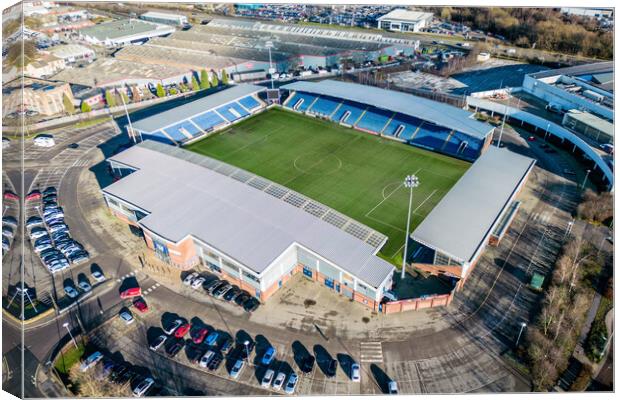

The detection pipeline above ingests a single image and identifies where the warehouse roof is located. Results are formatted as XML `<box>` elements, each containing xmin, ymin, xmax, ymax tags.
<box><xmin>47</xmin><ymin>44</ymin><xmax>95</xmax><ymax>59</ymax></box>
<box><xmin>529</xmin><ymin>61</ymin><xmax>613</xmax><ymax>82</ymax></box>
<box><xmin>565</xmin><ymin>109</ymin><xmax>614</xmax><ymax>137</ymax></box>
<box><xmin>79</xmin><ymin>19</ymin><xmax>174</xmax><ymax>41</ymax></box>
<box><xmin>103</xmin><ymin>141</ymin><xmax>395</xmax><ymax>288</ymax></box>
<box><xmin>282</xmin><ymin>80</ymin><xmax>494</xmax><ymax>140</ymax></box>
<box><xmin>131</xmin><ymin>84</ymin><xmax>266</xmax><ymax>133</ymax></box>
<box><xmin>140</xmin><ymin>11</ymin><xmax>186</xmax><ymax>20</ymax></box>
<box><xmin>412</xmin><ymin>147</ymin><xmax>535</xmax><ymax>264</ymax></box>
<box><xmin>377</xmin><ymin>9</ymin><xmax>434</xmax><ymax>22</ymax></box>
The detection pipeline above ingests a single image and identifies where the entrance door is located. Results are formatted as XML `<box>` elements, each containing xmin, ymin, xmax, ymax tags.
<box><xmin>303</xmin><ymin>266</ymin><xmax>313</xmax><ymax>279</ymax></box>
<box><xmin>324</xmin><ymin>278</ymin><xmax>334</xmax><ymax>289</ymax></box>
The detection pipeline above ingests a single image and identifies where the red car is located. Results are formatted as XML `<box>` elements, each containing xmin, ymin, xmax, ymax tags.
<box><xmin>119</xmin><ymin>287</ymin><xmax>142</xmax><ymax>299</ymax></box>
<box><xmin>133</xmin><ymin>297</ymin><xmax>148</xmax><ymax>313</ymax></box>
<box><xmin>192</xmin><ymin>328</ymin><xmax>208</xmax><ymax>344</ymax></box>
<box><xmin>527</xmin><ymin>136</ymin><xmax>536</xmax><ymax>142</ymax></box>
<box><xmin>25</xmin><ymin>190</ymin><xmax>41</xmax><ymax>201</ymax></box>
<box><xmin>174</xmin><ymin>323</ymin><xmax>191</xmax><ymax>339</ymax></box>
<box><xmin>3</xmin><ymin>191</ymin><xmax>18</xmax><ymax>201</ymax></box>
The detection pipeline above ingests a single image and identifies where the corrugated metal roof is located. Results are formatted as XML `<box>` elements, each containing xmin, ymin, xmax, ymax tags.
<box><xmin>411</xmin><ymin>147</ymin><xmax>535</xmax><ymax>263</ymax></box>
<box><xmin>79</xmin><ymin>19</ymin><xmax>174</xmax><ymax>41</ymax></box>
<box><xmin>282</xmin><ymin>80</ymin><xmax>494</xmax><ymax>140</ymax></box>
<box><xmin>131</xmin><ymin>84</ymin><xmax>266</xmax><ymax>133</ymax></box>
<box><xmin>103</xmin><ymin>141</ymin><xmax>395</xmax><ymax>288</ymax></box>
<box><xmin>528</xmin><ymin>61</ymin><xmax>613</xmax><ymax>80</ymax></box>
<box><xmin>377</xmin><ymin>9</ymin><xmax>434</xmax><ymax>22</ymax></box>
<box><xmin>566</xmin><ymin>109</ymin><xmax>614</xmax><ymax>137</ymax></box>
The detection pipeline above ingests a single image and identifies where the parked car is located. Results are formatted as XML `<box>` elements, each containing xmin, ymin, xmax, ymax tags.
<box><xmin>120</xmin><ymin>287</ymin><xmax>142</xmax><ymax>299</ymax></box>
<box><xmin>388</xmin><ymin>381</ymin><xmax>398</xmax><ymax>394</ymax></box>
<box><xmin>351</xmin><ymin>363</ymin><xmax>360</xmax><ymax>382</ymax></box>
<box><xmin>205</xmin><ymin>331</ymin><xmax>219</xmax><ymax>346</ymax></box>
<box><xmin>191</xmin><ymin>276</ymin><xmax>206</xmax><ymax>289</ymax></box>
<box><xmin>219</xmin><ymin>338</ymin><xmax>233</xmax><ymax>354</ymax></box>
<box><xmin>149</xmin><ymin>335</ymin><xmax>167</xmax><ymax>351</ymax></box>
<box><xmin>174</xmin><ymin>323</ymin><xmax>191</xmax><ymax>338</ymax></box>
<box><xmin>3</xmin><ymin>191</ymin><xmax>18</xmax><ymax>201</ymax></box>
<box><xmin>199</xmin><ymin>350</ymin><xmax>215</xmax><ymax>368</ymax></box>
<box><xmin>203</xmin><ymin>279</ymin><xmax>222</xmax><ymax>293</ymax></box>
<box><xmin>133</xmin><ymin>297</ymin><xmax>148</xmax><ymax>313</ymax></box>
<box><xmin>243</xmin><ymin>297</ymin><xmax>260</xmax><ymax>313</ymax></box>
<box><xmin>192</xmin><ymin>328</ymin><xmax>208</xmax><ymax>344</ymax></box>
<box><xmin>234</xmin><ymin>292</ymin><xmax>251</xmax><ymax>306</ymax></box>
<box><xmin>165</xmin><ymin>340</ymin><xmax>184</xmax><ymax>357</ymax></box>
<box><xmin>43</xmin><ymin>187</ymin><xmax>57</xmax><ymax>196</ymax></box>
<box><xmin>26</xmin><ymin>216</ymin><xmax>43</xmax><ymax>228</ymax></box>
<box><xmin>80</xmin><ymin>351</ymin><xmax>103</xmax><ymax>371</ymax></box>
<box><xmin>326</xmin><ymin>359</ymin><xmax>337</xmax><ymax>377</ymax></box>
<box><xmin>77</xmin><ymin>281</ymin><xmax>92</xmax><ymax>292</ymax></box>
<box><xmin>207</xmin><ymin>352</ymin><xmax>223</xmax><ymax>371</ymax></box>
<box><xmin>272</xmin><ymin>372</ymin><xmax>286</xmax><ymax>390</ymax></box>
<box><xmin>29</xmin><ymin>227</ymin><xmax>48</xmax><ymax>239</ymax></box>
<box><xmin>119</xmin><ymin>310</ymin><xmax>134</xmax><ymax>325</ymax></box>
<box><xmin>91</xmin><ymin>270</ymin><xmax>105</xmax><ymax>282</ymax></box>
<box><xmin>64</xmin><ymin>285</ymin><xmax>79</xmax><ymax>298</ymax></box>
<box><xmin>132</xmin><ymin>377</ymin><xmax>154</xmax><ymax>397</ymax></box>
<box><xmin>213</xmin><ymin>283</ymin><xmax>232</xmax><ymax>298</ymax></box>
<box><xmin>261</xmin><ymin>369</ymin><xmax>275</xmax><ymax>387</ymax></box>
<box><xmin>301</xmin><ymin>355</ymin><xmax>315</xmax><ymax>374</ymax></box>
<box><xmin>2</xmin><ymin>237</ymin><xmax>10</xmax><ymax>252</ymax></box>
<box><xmin>25</xmin><ymin>190</ymin><xmax>41</xmax><ymax>201</ymax></box>
<box><xmin>33</xmin><ymin>135</ymin><xmax>55</xmax><ymax>147</ymax></box>
<box><xmin>223</xmin><ymin>286</ymin><xmax>241</xmax><ymax>302</ymax></box>
<box><xmin>163</xmin><ymin>319</ymin><xmax>183</xmax><ymax>335</ymax></box>
<box><xmin>207</xmin><ymin>280</ymin><xmax>227</xmax><ymax>295</ymax></box>
<box><xmin>34</xmin><ymin>242</ymin><xmax>53</xmax><ymax>253</ymax></box>
<box><xmin>284</xmin><ymin>372</ymin><xmax>298</xmax><ymax>394</ymax></box>
<box><xmin>261</xmin><ymin>346</ymin><xmax>276</xmax><ymax>365</ymax></box>
<box><xmin>229</xmin><ymin>358</ymin><xmax>244</xmax><ymax>379</ymax></box>
<box><xmin>2</xmin><ymin>226</ymin><xmax>14</xmax><ymax>239</ymax></box>
<box><xmin>2</xmin><ymin>216</ymin><xmax>17</xmax><ymax>227</ymax></box>
<box><xmin>182</xmin><ymin>272</ymin><xmax>199</xmax><ymax>286</ymax></box>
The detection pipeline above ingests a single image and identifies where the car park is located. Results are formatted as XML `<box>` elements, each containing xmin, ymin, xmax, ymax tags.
<box><xmin>261</xmin><ymin>369</ymin><xmax>275</xmax><ymax>387</ymax></box>
<box><xmin>183</xmin><ymin>272</ymin><xmax>199</xmax><ymax>285</ymax></box>
<box><xmin>229</xmin><ymin>359</ymin><xmax>244</xmax><ymax>379</ymax></box>
<box><xmin>132</xmin><ymin>377</ymin><xmax>154</xmax><ymax>397</ymax></box>
<box><xmin>199</xmin><ymin>350</ymin><xmax>215</xmax><ymax>368</ymax></box>
<box><xmin>351</xmin><ymin>363</ymin><xmax>360</xmax><ymax>381</ymax></box>
<box><xmin>119</xmin><ymin>310</ymin><xmax>134</xmax><ymax>324</ymax></box>
<box><xmin>284</xmin><ymin>373</ymin><xmax>298</xmax><ymax>394</ymax></box>
<box><xmin>149</xmin><ymin>335</ymin><xmax>167</xmax><ymax>351</ymax></box>
<box><xmin>261</xmin><ymin>346</ymin><xmax>276</xmax><ymax>365</ymax></box>
<box><xmin>174</xmin><ymin>323</ymin><xmax>191</xmax><ymax>338</ymax></box>
<box><xmin>205</xmin><ymin>331</ymin><xmax>219</xmax><ymax>346</ymax></box>
<box><xmin>192</xmin><ymin>328</ymin><xmax>208</xmax><ymax>344</ymax></box>
<box><xmin>77</xmin><ymin>281</ymin><xmax>92</xmax><ymax>292</ymax></box>
<box><xmin>2</xmin><ymin>216</ymin><xmax>17</xmax><ymax>227</ymax></box>
<box><xmin>163</xmin><ymin>319</ymin><xmax>183</xmax><ymax>335</ymax></box>
<box><xmin>165</xmin><ymin>340</ymin><xmax>184</xmax><ymax>357</ymax></box>
<box><xmin>64</xmin><ymin>285</ymin><xmax>79</xmax><ymax>298</ymax></box>
<box><xmin>133</xmin><ymin>297</ymin><xmax>148</xmax><ymax>313</ymax></box>
<box><xmin>191</xmin><ymin>276</ymin><xmax>206</xmax><ymax>289</ymax></box>
<box><xmin>272</xmin><ymin>372</ymin><xmax>286</xmax><ymax>390</ymax></box>
<box><xmin>91</xmin><ymin>270</ymin><xmax>105</xmax><ymax>282</ymax></box>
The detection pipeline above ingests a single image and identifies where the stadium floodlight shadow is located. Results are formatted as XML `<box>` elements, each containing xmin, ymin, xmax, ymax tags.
<box><xmin>313</xmin><ymin>344</ymin><xmax>333</xmax><ymax>375</ymax></box>
<box><xmin>146</xmin><ymin>326</ymin><xmax>165</xmax><ymax>343</ymax></box>
<box><xmin>370</xmin><ymin>363</ymin><xmax>392</xmax><ymax>394</ymax></box>
<box><xmin>337</xmin><ymin>353</ymin><xmax>355</xmax><ymax>377</ymax></box>
<box><xmin>292</xmin><ymin>340</ymin><xmax>310</xmax><ymax>369</ymax></box>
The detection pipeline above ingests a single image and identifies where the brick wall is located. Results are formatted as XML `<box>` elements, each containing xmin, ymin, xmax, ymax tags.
<box><xmin>382</xmin><ymin>291</ymin><xmax>454</xmax><ymax>314</ymax></box>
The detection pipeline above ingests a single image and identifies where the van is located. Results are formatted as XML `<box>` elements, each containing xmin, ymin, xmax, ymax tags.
<box><xmin>33</xmin><ymin>135</ymin><xmax>55</xmax><ymax>147</ymax></box>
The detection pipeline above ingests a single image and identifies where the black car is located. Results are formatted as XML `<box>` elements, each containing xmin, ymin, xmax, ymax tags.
<box><xmin>234</xmin><ymin>292</ymin><xmax>251</xmax><ymax>306</ymax></box>
<box><xmin>207</xmin><ymin>352</ymin><xmax>223</xmax><ymax>371</ymax></box>
<box><xmin>236</xmin><ymin>341</ymin><xmax>255</xmax><ymax>360</ymax></box>
<box><xmin>223</xmin><ymin>286</ymin><xmax>240</xmax><ymax>302</ymax></box>
<box><xmin>204</xmin><ymin>279</ymin><xmax>223</xmax><ymax>294</ymax></box>
<box><xmin>165</xmin><ymin>340</ymin><xmax>185</xmax><ymax>357</ymax></box>
<box><xmin>219</xmin><ymin>338</ymin><xmax>233</xmax><ymax>355</ymax></box>
<box><xmin>301</xmin><ymin>355</ymin><xmax>315</xmax><ymax>374</ymax></box>
<box><xmin>43</xmin><ymin>187</ymin><xmax>57</xmax><ymax>196</ymax></box>
<box><xmin>213</xmin><ymin>282</ymin><xmax>231</xmax><ymax>298</ymax></box>
<box><xmin>243</xmin><ymin>297</ymin><xmax>260</xmax><ymax>313</ymax></box>
<box><xmin>326</xmin><ymin>359</ymin><xmax>337</xmax><ymax>377</ymax></box>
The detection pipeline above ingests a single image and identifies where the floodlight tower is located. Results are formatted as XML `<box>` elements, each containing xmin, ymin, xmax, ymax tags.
<box><xmin>401</xmin><ymin>174</ymin><xmax>420</xmax><ymax>280</ymax></box>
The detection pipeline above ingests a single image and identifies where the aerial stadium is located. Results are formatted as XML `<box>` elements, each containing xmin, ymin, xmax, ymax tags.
<box><xmin>103</xmin><ymin>81</ymin><xmax>534</xmax><ymax>311</ymax></box>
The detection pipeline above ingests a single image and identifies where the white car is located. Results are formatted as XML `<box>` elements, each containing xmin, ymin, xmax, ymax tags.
<box><xmin>191</xmin><ymin>277</ymin><xmax>206</xmax><ymax>289</ymax></box>
<box><xmin>64</xmin><ymin>286</ymin><xmax>79</xmax><ymax>298</ymax></box>
<box><xmin>149</xmin><ymin>335</ymin><xmax>168</xmax><ymax>351</ymax></box>
<box><xmin>261</xmin><ymin>369</ymin><xmax>274</xmax><ymax>388</ymax></box>
<box><xmin>91</xmin><ymin>270</ymin><xmax>105</xmax><ymax>282</ymax></box>
<box><xmin>77</xmin><ymin>281</ymin><xmax>92</xmax><ymax>292</ymax></box>
<box><xmin>272</xmin><ymin>372</ymin><xmax>286</xmax><ymax>390</ymax></box>
<box><xmin>163</xmin><ymin>319</ymin><xmax>183</xmax><ymax>335</ymax></box>
<box><xmin>351</xmin><ymin>363</ymin><xmax>360</xmax><ymax>382</ymax></box>
<box><xmin>33</xmin><ymin>136</ymin><xmax>55</xmax><ymax>147</ymax></box>
<box><xmin>229</xmin><ymin>359</ymin><xmax>244</xmax><ymax>379</ymax></box>
<box><xmin>388</xmin><ymin>381</ymin><xmax>398</xmax><ymax>394</ymax></box>
<box><xmin>284</xmin><ymin>373</ymin><xmax>298</xmax><ymax>394</ymax></box>
<box><xmin>119</xmin><ymin>310</ymin><xmax>134</xmax><ymax>325</ymax></box>
<box><xmin>183</xmin><ymin>272</ymin><xmax>199</xmax><ymax>286</ymax></box>
<box><xmin>132</xmin><ymin>377</ymin><xmax>154</xmax><ymax>397</ymax></box>
<box><xmin>199</xmin><ymin>350</ymin><xmax>215</xmax><ymax>368</ymax></box>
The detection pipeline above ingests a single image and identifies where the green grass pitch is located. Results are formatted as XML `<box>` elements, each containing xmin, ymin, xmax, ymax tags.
<box><xmin>185</xmin><ymin>108</ymin><xmax>470</xmax><ymax>265</ymax></box>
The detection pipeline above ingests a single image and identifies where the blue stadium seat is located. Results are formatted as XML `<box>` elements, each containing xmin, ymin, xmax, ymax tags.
<box><xmin>355</xmin><ymin>107</ymin><xmax>393</xmax><ymax>133</ymax></box>
<box><xmin>142</xmin><ymin>131</ymin><xmax>176</xmax><ymax>145</ymax></box>
<box><xmin>383</xmin><ymin>114</ymin><xmax>421</xmax><ymax>139</ymax></box>
<box><xmin>331</xmin><ymin>101</ymin><xmax>365</xmax><ymax>125</ymax></box>
<box><xmin>409</xmin><ymin>122</ymin><xmax>452</xmax><ymax>150</ymax></box>
<box><xmin>191</xmin><ymin>111</ymin><xmax>227</xmax><ymax>131</ymax></box>
<box><xmin>238</xmin><ymin>96</ymin><xmax>262</xmax><ymax>111</ymax></box>
<box><xmin>163</xmin><ymin>121</ymin><xmax>200</xmax><ymax>141</ymax></box>
<box><xmin>285</xmin><ymin>92</ymin><xmax>317</xmax><ymax>112</ymax></box>
<box><xmin>230</xmin><ymin>102</ymin><xmax>250</xmax><ymax>117</ymax></box>
<box><xmin>216</xmin><ymin>103</ymin><xmax>244</xmax><ymax>122</ymax></box>
<box><xmin>308</xmin><ymin>96</ymin><xmax>341</xmax><ymax>117</ymax></box>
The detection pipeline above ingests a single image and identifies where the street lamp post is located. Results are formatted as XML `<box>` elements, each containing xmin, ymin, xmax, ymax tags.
<box><xmin>118</xmin><ymin>86</ymin><xmax>140</xmax><ymax>143</ymax></box>
<box><xmin>266</xmin><ymin>40</ymin><xmax>275</xmax><ymax>90</ymax></box>
<box><xmin>63</xmin><ymin>322</ymin><xmax>78</xmax><ymax>349</ymax></box>
<box><xmin>401</xmin><ymin>174</ymin><xmax>420</xmax><ymax>280</ymax></box>
<box><xmin>544</xmin><ymin>123</ymin><xmax>550</xmax><ymax>141</ymax></box>
<box><xmin>581</xmin><ymin>169</ymin><xmax>591</xmax><ymax>190</ymax></box>
<box><xmin>515</xmin><ymin>322</ymin><xmax>527</xmax><ymax>347</ymax></box>
<box><xmin>244</xmin><ymin>340</ymin><xmax>250</xmax><ymax>361</ymax></box>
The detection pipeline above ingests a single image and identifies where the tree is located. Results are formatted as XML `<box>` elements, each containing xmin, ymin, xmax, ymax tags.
<box><xmin>199</xmin><ymin>70</ymin><xmax>210</xmax><ymax>90</ymax></box>
<box><xmin>210</xmin><ymin>71</ymin><xmax>219</xmax><ymax>88</ymax></box>
<box><xmin>191</xmin><ymin>76</ymin><xmax>200</xmax><ymax>91</ymax></box>
<box><xmin>221</xmin><ymin>69</ymin><xmax>229</xmax><ymax>85</ymax></box>
<box><xmin>156</xmin><ymin>83</ymin><xmax>165</xmax><ymax>98</ymax></box>
<box><xmin>80</xmin><ymin>101</ymin><xmax>92</xmax><ymax>113</ymax></box>
<box><xmin>105</xmin><ymin>90</ymin><xmax>116</xmax><ymax>107</ymax></box>
<box><xmin>68</xmin><ymin>365</ymin><xmax>132</xmax><ymax>397</ymax></box>
<box><xmin>169</xmin><ymin>88</ymin><xmax>178</xmax><ymax>95</ymax></box>
<box><xmin>62</xmin><ymin>93</ymin><xmax>75</xmax><ymax>115</ymax></box>
<box><xmin>119</xmin><ymin>90</ymin><xmax>129</xmax><ymax>105</ymax></box>
<box><xmin>440</xmin><ymin>7</ymin><xmax>452</xmax><ymax>20</ymax></box>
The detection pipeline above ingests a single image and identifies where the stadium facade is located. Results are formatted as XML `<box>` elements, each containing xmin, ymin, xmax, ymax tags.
<box><xmin>103</xmin><ymin>141</ymin><xmax>395</xmax><ymax>310</ymax></box>
<box><xmin>104</xmin><ymin>81</ymin><xmax>535</xmax><ymax>309</ymax></box>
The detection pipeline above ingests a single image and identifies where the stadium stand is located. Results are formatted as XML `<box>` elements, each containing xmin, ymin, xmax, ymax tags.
<box><xmin>164</xmin><ymin>121</ymin><xmax>201</xmax><ymax>141</ymax></box>
<box><xmin>383</xmin><ymin>114</ymin><xmax>422</xmax><ymax>140</ymax></box>
<box><xmin>191</xmin><ymin>111</ymin><xmax>227</xmax><ymax>132</ymax></box>
<box><xmin>308</xmin><ymin>96</ymin><xmax>342</xmax><ymax>117</ymax></box>
<box><xmin>287</xmin><ymin>92</ymin><xmax>319</xmax><ymax>112</ymax></box>
<box><xmin>409</xmin><ymin>122</ymin><xmax>452</xmax><ymax>150</ymax></box>
<box><xmin>216</xmin><ymin>101</ymin><xmax>250</xmax><ymax>122</ymax></box>
<box><xmin>355</xmin><ymin>107</ymin><xmax>393</xmax><ymax>133</ymax></box>
<box><xmin>331</xmin><ymin>101</ymin><xmax>366</xmax><ymax>125</ymax></box>
<box><xmin>238</xmin><ymin>95</ymin><xmax>262</xmax><ymax>111</ymax></box>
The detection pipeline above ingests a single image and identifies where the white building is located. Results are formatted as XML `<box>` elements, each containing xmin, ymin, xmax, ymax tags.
<box><xmin>47</xmin><ymin>44</ymin><xmax>96</xmax><ymax>64</ymax></box>
<box><xmin>560</xmin><ymin>7</ymin><xmax>613</xmax><ymax>19</ymax></box>
<box><xmin>140</xmin><ymin>11</ymin><xmax>188</xmax><ymax>27</ymax></box>
<box><xmin>377</xmin><ymin>9</ymin><xmax>434</xmax><ymax>32</ymax></box>
<box><xmin>78</xmin><ymin>19</ymin><xmax>176</xmax><ymax>48</ymax></box>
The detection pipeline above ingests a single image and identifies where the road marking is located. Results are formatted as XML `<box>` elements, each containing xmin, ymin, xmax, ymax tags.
<box><xmin>359</xmin><ymin>342</ymin><xmax>383</xmax><ymax>363</ymax></box>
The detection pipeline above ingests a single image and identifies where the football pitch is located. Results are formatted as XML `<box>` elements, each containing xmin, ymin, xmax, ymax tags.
<box><xmin>185</xmin><ymin>108</ymin><xmax>470</xmax><ymax>264</ymax></box>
